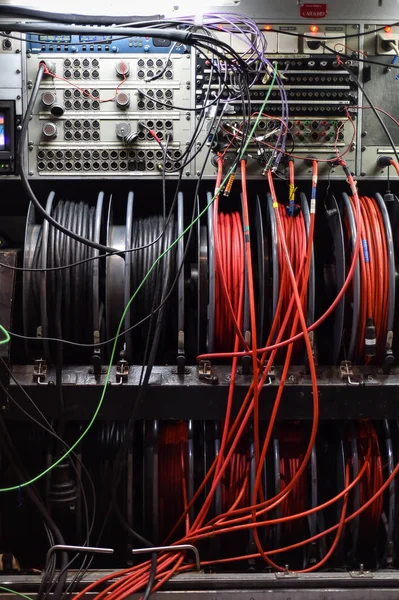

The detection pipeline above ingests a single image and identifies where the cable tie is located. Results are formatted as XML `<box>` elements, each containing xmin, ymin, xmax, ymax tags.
<box><xmin>310</xmin><ymin>198</ymin><xmax>316</xmax><ymax>214</ymax></box>
<box><xmin>193</xmin><ymin>12</ymin><xmax>204</xmax><ymax>27</ymax></box>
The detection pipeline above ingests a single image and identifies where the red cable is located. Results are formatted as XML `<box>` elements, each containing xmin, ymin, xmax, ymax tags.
<box><xmin>278</xmin><ymin>424</ymin><xmax>308</xmax><ymax>541</ymax></box>
<box><xmin>198</xmin><ymin>163</ymin><xmax>362</xmax><ymax>361</ymax></box>
<box><xmin>214</xmin><ymin>211</ymin><xmax>244</xmax><ymax>350</ymax></box>
<box><xmin>158</xmin><ymin>422</ymin><xmax>189</xmax><ymax>542</ymax></box>
<box><xmin>354</xmin><ymin>421</ymin><xmax>383</xmax><ymax>540</ymax></box>
<box><xmin>345</xmin><ymin>195</ymin><xmax>389</xmax><ymax>363</ymax></box>
<box><xmin>43</xmin><ymin>63</ymin><xmax>127</xmax><ymax>103</ymax></box>
<box><xmin>389</xmin><ymin>159</ymin><xmax>399</xmax><ymax>177</ymax></box>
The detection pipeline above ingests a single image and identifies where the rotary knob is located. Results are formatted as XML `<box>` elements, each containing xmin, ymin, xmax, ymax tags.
<box><xmin>116</xmin><ymin>61</ymin><xmax>130</xmax><ymax>78</ymax></box>
<box><xmin>42</xmin><ymin>122</ymin><xmax>58</xmax><ymax>139</ymax></box>
<box><xmin>116</xmin><ymin>92</ymin><xmax>130</xmax><ymax>109</ymax></box>
<box><xmin>42</xmin><ymin>91</ymin><xmax>56</xmax><ymax>107</ymax></box>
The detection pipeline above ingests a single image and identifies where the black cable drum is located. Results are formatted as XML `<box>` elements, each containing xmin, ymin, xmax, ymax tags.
<box><xmin>128</xmin><ymin>214</ymin><xmax>176</xmax><ymax>363</ymax></box>
<box><xmin>23</xmin><ymin>193</ymin><xmax>104</xmax><ymax>362</ymax></box>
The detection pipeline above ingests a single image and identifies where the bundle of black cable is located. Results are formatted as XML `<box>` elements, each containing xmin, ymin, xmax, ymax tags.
<box><xmin>130</xmin><ymin>215</ymin><xmax>175</xmax><ymax>364</ymax></box>
<box><xmin>30</xmin><ymin>201</ymin><xmax>97</xmax><ymax>361</ymax></box>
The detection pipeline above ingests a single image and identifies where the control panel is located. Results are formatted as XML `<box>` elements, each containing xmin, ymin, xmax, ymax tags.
<box><xmin>27</xmin><ymin>33</ymin><xmax>188</xmax><ymax>54</ymax></box>
<box><xmin>26</xmin><ymin>52</ymin><xmax>194</xmax><ymax>177</ymax></box>
<box><xmin>20</xmin><ymin>20</ymin><xmax>399</xmax><ymax>179</ymax></box>
<box><xmin>199</xmin><ymin>23</ymin><xmax>358</xmax><ymax>179</ymax></box>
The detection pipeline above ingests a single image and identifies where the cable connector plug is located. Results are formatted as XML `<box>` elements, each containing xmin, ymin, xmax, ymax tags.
<box><xmin>384</xmin><ymin>190</ymin><xmax>395</xmax><ymax>203</ymax></box>
<box><xmin>223</xmin><ymin>172</ymin><xmax>236</xmax><ymax>197</ymax></box>
<box><xmin>365</xmin><ymin>317</ymin><xmax>376</xmax><ymax>357</ymax></box>
<box><xmin>377</xmin><ymin>155</ymin><xmax>393</xmax><ymax>168</ymax></box>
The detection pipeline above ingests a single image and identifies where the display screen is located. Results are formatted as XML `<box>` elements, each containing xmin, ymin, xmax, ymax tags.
<box><xmin>0</xmin><ymin>114</ymin><xmax>5</xmax><ymax>150</ymax></box>
<box><xmin>38</xmin><ymin>35</ymin><xmax>72</xmax><ymax>43</ymax></box>
<box><xmin>79</xmin><ymin>35</ymin><xmax>112</xmax><ymax>42</ymax></box>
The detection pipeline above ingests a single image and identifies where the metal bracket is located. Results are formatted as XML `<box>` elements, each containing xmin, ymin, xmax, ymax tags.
<box><xmin>176</xmin><ymin>330</ymin><xmax>186</xmax><ymax>375</ymax></box>
<box><xmin>349</xmin><ymin>564</ymin><xmax>373</xmax><ymax>579</ymax></box>
<box><xmin>275</xmin><ymin>565</ymin><xmax>298</xmax><ymax>579</ymax></box>
<box><xmin>132</xmin><ymin>544</ymin><xmax>200</xmax><ymax>571</ymax></box>
<box><xmin>115</xmin><ymin>358</ymin><xmax>129</xmax><ymax>384</ymax></box>
<box><xmin>45</xmin><ymin>544</ymin><xmax>113</xmax><ymax>571</ymax></box>
<box><xmin>340</xmin><ymin>360</ymin><xmax>360</xmax><ymax>386</ymax></box>
<box><xmin>198</xmin><ymin>359</ymin><xmax>218</xmax><ymax>384</ymax></box>
<box><xmin>33</xmin><ymin>358</ymin><xmax>47</xmax><ymax>385</ymax></box>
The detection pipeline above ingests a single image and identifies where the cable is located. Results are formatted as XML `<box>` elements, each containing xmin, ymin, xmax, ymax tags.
<box><xmin>0</xmin><ymin>5</ymin><xmax>163</xmax><ymax>24</ymax></box>
<box><xmin>214</xmin><ymin>211</ymin><xmax>245</xmax><ymax>351</ymax></box>
<box><xmin>0</xmin><ymin>323</ymin><xmax>10</xmax><ymax>345</ymax></box>
<box><xmin>339</xmin><ymin>61</ymin><xmax>399</xmax><ymax>164</ymax></box>
<box><xmin>1</xmin><ymin>22</ymin><xmax>192</xmax><ymax>44</ymax></box>
<box><xmin>19</xmin><ymin>63</ymin><xmax>120</xmax><ymax>255</ymax></box>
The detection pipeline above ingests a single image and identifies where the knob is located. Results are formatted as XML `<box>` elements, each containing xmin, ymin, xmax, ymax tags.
<box><xmin>111</xmin><ymin>45</ymin><xmax>118</xmax><ymax>52</ymax></box>
<box><xmin>115</xmin><ymin>122</ymin><xmax>131</xmax><ymax>139</ymax></box>
<box><xmin>116</xmin><ymin>92</ymin><xmax>130</xmax><ymax>109</ymax></box>
<box><xmin>42</xmin><ymin>91</ymin><xmax>56</xmax><ymax>107</ymax></box>
<box><xmin>42</xmin><ymin>122</ymin><xmax>57</xmax><ymax>139</ymax></box>
<box><xmin>71</xmin><ymin>46</ymin><xmax>77</xmax><ymax>52</ymax></box>
<box><xmin>116</xmin><ymin>61</ymin><xmax>130</xmax><ymax>78</ymax></box>
<box><xmin>144</xmin><ymin>45</ymin><xmax>150</xmax><ymax>52</ymax></box>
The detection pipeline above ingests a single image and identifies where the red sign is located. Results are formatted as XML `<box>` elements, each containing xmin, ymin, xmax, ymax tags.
<box><xmin>300</xmin><ymin>3</ymin><xmax>328</xmax><ymax>18</ymax></box>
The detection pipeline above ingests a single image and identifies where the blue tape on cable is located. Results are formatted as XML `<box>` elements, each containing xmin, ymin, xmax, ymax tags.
<box><xmin>362</xmin><ymin>239</ymin><xmax>370</xmax><ymax>263</ymax></box>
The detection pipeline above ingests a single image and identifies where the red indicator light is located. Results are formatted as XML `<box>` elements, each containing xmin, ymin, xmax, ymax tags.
<box><xmin>385</xmin><ymin>26</ymin><xmax>392</xmax><ymax>33</ymax></box>
<box><xmin>310</xmin><ymin>25</ymin><xmax>319</xmax><ymax>33</ymax></box>
<box><xmin>264</xmin><ymin>25</ymin><xmax>272</xmax><ymax>31</ymax></box>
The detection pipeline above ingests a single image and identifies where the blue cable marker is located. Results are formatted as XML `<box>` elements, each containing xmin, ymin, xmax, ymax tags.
<box><xmin>362</xmin><ymin>239</ymin><xmax>370</xmax><ymax>263</ymax></box>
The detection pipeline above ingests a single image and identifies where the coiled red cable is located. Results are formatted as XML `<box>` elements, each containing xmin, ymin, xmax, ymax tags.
<box><xmin>159</xmin><ymin>421</ymin><xmax>189</xmax><ymax>542</ymax></box>
<box><xmin>214</xmin><ymin>211</ymin><xmax>245</xmax><ymax>351</ymax></box>
<box><xmin>346</xmin><ymin>195</ymin><xmax>389</xmax><ymax>363</ymax></box>
<box><xmin>276</xmin><ymin>203</ymin><xmax>308</xmax><ymax>362</ymax></box>
<box><xmin>278</xmin><ymin>424</ymin><xmax>308</xmax><ymax>540</ymax></box>
<box><xmin>354</xmin><ymin>421</ymin><xmax>383</xmax><ymax>540</ymax></box>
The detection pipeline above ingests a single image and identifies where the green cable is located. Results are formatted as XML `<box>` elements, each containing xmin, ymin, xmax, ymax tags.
<box><xmin>0</xmin><ymin>63</ymin><xmax>278</xmax><ymax>493</ymax></box>
<box><xmin>0</xmin><ymin>585</ymin><xmax>33</xmax><ymax>600</ymax></box>
<box><xmin>0</xmin><ymin>325</ymin><xmax>10</xmax><ymax>346</ymax></box>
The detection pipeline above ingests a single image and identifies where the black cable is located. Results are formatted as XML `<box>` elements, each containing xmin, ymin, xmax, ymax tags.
<box><xmin>0</xmin><ymin>413</ymin><xmax>68</xmax><ymax>600</ymax></box>
<box><xmin>3</xmin><ymin>21</ymin><xmax>192</xmax><ymax>44</ymax></box>
<box><xmin>28</xmin><ymin>201</ymin><xmax>98</xmax><ymax>350</ymax></box>
<box><xmin>19</xmin><ymin>64</ymin><xmax>120</xmax><ymax>255</ymax></box>
<box><xmin>0</xmin><ymin>6</ymin><xmax>162</xmax><ymax>24</ymax></box>
<box><xmin>98</xmin><ymin>98</ymin><xmax>226</xmax><ymax>550</ymax></box>
<box><xmin>342</xmin><ymin>62</ymin><xmax>399</xmax><ymax>164</ymax></box>
<box><xmin>0</xmin><ymin>357</ymin><xmax>97</xmax><ymax>598</ymax></box>
<box><xmin>143</xmin><ymin>553</ymin><xmax>157</xmax><ymax>600</ymax></box>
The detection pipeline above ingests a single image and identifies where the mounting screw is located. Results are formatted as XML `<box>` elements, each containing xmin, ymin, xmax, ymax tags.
<box><xmin>28</xmin><ymin>171</ymin><xmax>34</xmax><ymax>176</ymax></box>
<box><xmin>211</xmin><ymin>375</ymin><xmax>219</xmax><ymax>385</ymax></box>
<box><xmin>196</xmin><ymin>171</ymin><xmax>201</xmax><ymax>176</ymax></box>
<box><xmin>16</xmin><ymin>69</ymin><xmax>20</xmax><ymax>74</ymax></box>
<box><xmin>16</xmin><ymin>95</ymin><xmax>21</xmax><ymax>100</ymax></box>
<box><xmin>185</xmin><ymin>170</ymin><xmax>190</xmax><ymax>176</ymax></box>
